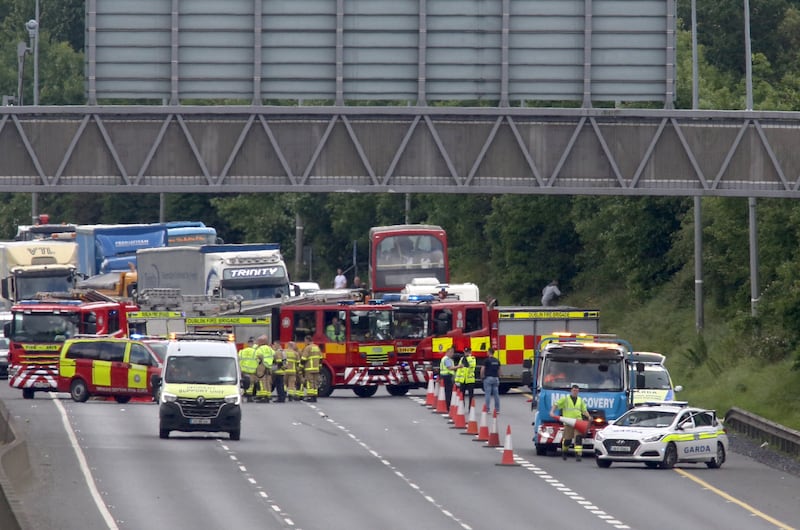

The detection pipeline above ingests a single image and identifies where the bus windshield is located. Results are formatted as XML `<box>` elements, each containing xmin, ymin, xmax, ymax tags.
<box><xmin>371</xmin><ymin>229</ymin><xmax>448</xmax><ymax>292</ymax></box>
<box><xmin>541</xmin><ymin>358</ymin><xmax>624</xmax><ymax>391</ymax></box>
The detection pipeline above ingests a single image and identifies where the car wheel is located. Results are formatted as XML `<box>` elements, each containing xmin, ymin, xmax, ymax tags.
<box><xmin>114</xmin><ymin>396</ymin><xmax>131</xmax><ymax>404</ymax></box>
<box><xmin>22</xmin><ymin>388</ymin><xmax>35</xmax><ymax>400</ymax></box>
<box><xmin>660</xmin><ymin>442</ymin><xmax>678</xmax><ymax>469</ymax></box>
<box><xmin>596</xmin><ymin>458</ymin><xmax>612</xmax><ymax>468</ymax></box>
<box><xmin>645</xmin><ymin>462</ymin><xmax>659</xmax><ymax>469</ymax></box>
<box><xmin>159</xmin><ymin>428</ymin><xmax>170</xmax><ymax>439</ymax></box>
<box><xmin>229</xmin><ymin>429</ymin><xmax>241</xmax><ymax>441</ymax></box>
<box><xmin>70</xmin><ymin>379</ymin><xmax>90</xmax><ymax>403</ymax></box>
<box><xmin>706</xmin><ymin>442</ymin><xmax>726</xmax><ymax>469</ymax></box>
<box><xmin>535</xmin><ymin>443</ymin><xmax>548</xmax><ymax>456</ymax></box>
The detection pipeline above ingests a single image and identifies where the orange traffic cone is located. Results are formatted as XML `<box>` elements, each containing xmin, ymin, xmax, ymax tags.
<box><xmin>449</xmin><ymin>387</ymin><xmax>460</xmax><ymax>420</ymax></box>
<box><xmin>484</xmin><ymin>410</ymin><xmax>501</xmax><ymax>448</ymax></box>
<box><xmin>435</xmin><ymin>383</ymin><xmax>448</xmax><ymax>414</ymax></box>
<box><xmin>451</xmin><ymin>396</ymin><xmax>466</xmax><ymax>429</ymax></box>
<box><xmin>462</xmin><ymin>398</ymin><xmax>479</xmax><ymax>435</ymax></box>
<box><xmin>496</xmin><ymin>425</ymin><xmax>521</xmax><ymax>466</ymax></box>
<box><xmin>473</xmin><ymin>403</ymin><xmax>489</xmax><ymax>442</ymax></box>
<box><xmin>425</xmin><ymin>377</ymin><xmax>436</xmax><ymax>408</ymax></box>
<box><xmin>557</xmin><ymin>415</ymin><xmax>590</xmax><ymax>435</ymax></box>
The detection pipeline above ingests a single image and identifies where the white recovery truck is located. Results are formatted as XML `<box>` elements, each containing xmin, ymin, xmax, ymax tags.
<box><xmin>0</xmin><ymin>241</ymin><xmax>79</xmax><ymax>308</ymax></box>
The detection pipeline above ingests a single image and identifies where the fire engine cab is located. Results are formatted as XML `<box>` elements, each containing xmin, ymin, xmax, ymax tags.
<box><xmin>5</xmin><ymin>290</ymin><xmax>137</xmax><ymax>398</ymax></box>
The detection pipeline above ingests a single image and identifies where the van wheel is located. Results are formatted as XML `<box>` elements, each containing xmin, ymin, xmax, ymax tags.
<box><xmin>114</xmin><ymin>396</ymin><xmax>131</xmax><ymax>404</ymax></box>
<box><xmin>159</xmin><ymin>428</ymin><xmax>170</xmax><ymax>439</ymax></box>
<box><xmin>70</xmin><ymin>379</ymin><xmax>90</xmax><ymax>402</ymax></box>
<box><xmin>499</xmin><ymin>384</ymin><xmax>512</xmax><ymax>394</ymax></box>
<box><xmin>229</xmin><ymin>429</ymin><xmax>241</xmax><ymax>441</ymax></box>
<box><xmin>22</xmin><ymin>389</ymin><xmax>35</xmax><ymax>399</ymax></box>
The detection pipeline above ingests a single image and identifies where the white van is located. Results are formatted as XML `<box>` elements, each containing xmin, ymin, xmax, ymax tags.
<box><xmin>151</xmin><ymin>335</ymin><xmax>249</xmax><ymax>440</ymax></box>
<box><xmin>630</xmin><ymin>352</ymin><xmax>682</xmax><ymax>404</ymax></box>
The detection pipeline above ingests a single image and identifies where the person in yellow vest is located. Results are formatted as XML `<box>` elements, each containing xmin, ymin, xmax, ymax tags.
<box><xmin>254</xmin><ymin>335</ymin><xmax>275</xmax><ymax>402</ymax></box>
<box><xmin>283</xmin><ymin>342</ymin><xmax>299</xmax><ymax>402</ymax></box>
<box><xmin>238</xmin><ymin>337</ymin><xmax>258</xmax><ymax>402</ymax></box>
<box><xmin>550</xmin><ymin>384</ymin><xmax>593</xmax><ymax>461</ymax></box>
<box><xmin>301</xmin><ymin>335</ymin><xmax>322</xmax><ymax>402</ymax></box>
<box><xmin>460</xmin><ymin>347</ymin><xmax>477</xmax><ymax>413</ymax></box>
<box><xmin>439</xmin><ymin>347</ymin><xmax>456</xmax><ymax>409</ymax></box>
<box><xmin>271</xmin><ymin>341</ymin><xmax>286</xmax><ymax>403</ymax></box>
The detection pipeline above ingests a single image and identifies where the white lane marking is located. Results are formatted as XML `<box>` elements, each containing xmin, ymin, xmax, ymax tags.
<box><xmin>51</xmin><ymin>394</ymin><xmax>119</xmax><ymax>530</ymax></box>
<box><xmin>411</xmin><ymin>395</ymin><xmax>631</xmax><ymax>529</ymax></box>
<box><xmin>307</xmin><ymin>404</ymin><xmax>473</xmax><ymax>530</ymax></box>
<box><xmin>218</xmin><ymin>440</ymin><xmax>298</xmax><ymax>528</ymax></box>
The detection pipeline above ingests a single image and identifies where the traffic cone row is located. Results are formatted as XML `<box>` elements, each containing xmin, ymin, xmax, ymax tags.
<box><xmin>432</xmin><ymin>389</ymin><xmax>519</xmax><ymax>467</ymax></box>
<box><xmin>425</xmin><ymin>376</ymin><xmax>437</xmax><ymax>408</ymax></box>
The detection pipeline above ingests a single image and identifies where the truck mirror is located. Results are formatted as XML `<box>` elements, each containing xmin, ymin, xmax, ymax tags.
<box><xmin>636</xmin><ymin>362</ymin><xmax>645</xmax><ymax>372</ymax></box>
<box><xmin>674</xmin><ymin>385</ymin><xmax>683</xmax><ymax>392</ymax></box>
<box><xmin>150</xmin><ymin>374</ymin><xmax>162</xmax><ymax>389</ymax></box>
<box><xmin>3</xmin><ymin>322</ymin><xmax>10</xmax><ymax>337</ymax></box>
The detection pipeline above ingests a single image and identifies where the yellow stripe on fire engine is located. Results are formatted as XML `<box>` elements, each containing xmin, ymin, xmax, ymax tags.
<box><xmin>397</xmin><ymin>346</ymin><xmax>416</xmax><ymax>354</ymax></box>
<box><xmin>128</xmin><ymin>311</ymin><xmax>184</xmax><ymax>319</ymax></box>
<box><xmin>324</xmin><ymin>342</ymin><xmax>347</xmax><ymax>355</ymax></box>
<box><xmin>470</xmin><ymin>336</ymin><xmax>490</xmax><ymax>352</ymax></box>
<box><xmin>431</xmin><ymin>337</ymin><xmax>453</xmax><ymax>353</ymax></box>
<box><xmin>358</xmin><ymin>344</ymin><xmax>394</xmax><ymax>355</ymax></box>
<box><xmin>92</xmin><ymin>360</ymin><xmax>112</xmax><ymax>387</ymax></box>
<box><xmin>497</xmin><ymin>311</ymin><xmax>599</xmax><ymax>319</ymax></box>
<box><xmin>186</xmin><ymin>317</ymin><xmax>270</xmax><ymax>326</ymax></box>
<box><xmin>20</xmin><ymin>344</ymin><xmax>62</xmax><ymax>351</ymax></box>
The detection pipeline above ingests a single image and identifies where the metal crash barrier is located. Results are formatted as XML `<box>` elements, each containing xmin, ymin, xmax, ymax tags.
<box><xmin>725</xmin><ymin>407</ymin><xmax>800</xmax><ymax>458</ymax></box>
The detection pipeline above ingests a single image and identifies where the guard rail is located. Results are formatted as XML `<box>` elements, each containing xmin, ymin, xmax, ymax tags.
<box><xmin>724</xmin><ymin>407</ymin><xmax>800</xmax><ymax>458</ymax></box>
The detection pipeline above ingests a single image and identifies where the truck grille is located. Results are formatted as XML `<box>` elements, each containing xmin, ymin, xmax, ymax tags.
<box><xmin>177</xmin><ymin>397</ymin><xmax>224</xmax><ymax>418</ymax></box>
<box><xmin>603</xmin><ymin>439</ymin><xmax>640</xmax><ymax>455</ymax></box>
<box><xmin>365</xmin><ymin>351</ymin><xmax>389</xmax><ymax>364</ymax></box>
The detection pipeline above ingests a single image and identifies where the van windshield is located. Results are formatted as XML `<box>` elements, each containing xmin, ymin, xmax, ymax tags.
<box><xmin>165</xmin><ymin>356</ymin><xmax>237</xmax><ymax>385</ymax></box>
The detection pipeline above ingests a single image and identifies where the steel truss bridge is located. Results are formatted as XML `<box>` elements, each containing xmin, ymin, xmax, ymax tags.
<box><xmin>2</xmin><ymin>106</ymin><xmax>800</xmax><ymax>198</ymax></box>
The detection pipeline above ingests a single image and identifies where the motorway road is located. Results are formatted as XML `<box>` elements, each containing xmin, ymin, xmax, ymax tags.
<box><xmin>1</xmin><ymin>384</ymin><xmax>799</xmax><ymax>530</ymax></box>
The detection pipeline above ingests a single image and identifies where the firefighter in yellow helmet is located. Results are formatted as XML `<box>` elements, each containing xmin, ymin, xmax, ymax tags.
<box><xmin>239</xmin><ymin>337</ymin><xmax>258</xmax><ymax>402</ymax></box>
<box><xmin>253</xmin><ymin>335</ymin><xmax>274</xmax><ymax>402</ymax></box>
<box><xmin>283</xmin><ymin>341</ymin><xmax>299</xmax><ymax>401</ymax></box>
<box><xmin>301</xmin><ymin>335</ymin><xmax>322</xmax><ymax>402</ymax></box>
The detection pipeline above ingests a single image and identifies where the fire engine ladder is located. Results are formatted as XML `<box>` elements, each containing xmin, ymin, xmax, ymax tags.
<box><xmin>33</xmin><ymin>288</ymin><xmax>118</xmax><ymax>303</ymax></box>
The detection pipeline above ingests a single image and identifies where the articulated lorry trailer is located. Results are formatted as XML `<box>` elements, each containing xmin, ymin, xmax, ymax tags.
<box><xmin>136</xmin><ymin>244</ymin><xmax>292</xmax><ymax>301</ymax></box>
<box><xmin>77</xmin><ymin>224</ymin><xmax>169</xmax><ymax>277</ymax></box>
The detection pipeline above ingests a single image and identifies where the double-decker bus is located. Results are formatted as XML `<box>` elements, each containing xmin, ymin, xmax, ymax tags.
<box><xmin>368</xmin><ymin>224</ymin><xmax>448</xmax><ymax>295</ymax></box>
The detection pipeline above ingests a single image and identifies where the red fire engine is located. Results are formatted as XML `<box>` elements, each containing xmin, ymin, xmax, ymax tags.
<box><xmin>5</xmin><ymin>291</ymin><xmax>138</xmax><ymax>398</ymax></box>
<box><xmin>278</xmin><ymin>300</ymin><xmax>421</xmax><ymax>397</ymax></box>
<box><xmin>387</xmin><ymin>294</ymin><xmax>600</xmax><ymax>393</ymax></box>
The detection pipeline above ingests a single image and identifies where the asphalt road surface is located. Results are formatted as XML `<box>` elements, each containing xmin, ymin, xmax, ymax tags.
<box><xmin>1</xmin><ymin>385</ymin><xmax>799</xmax><ymax>530</ymax></box>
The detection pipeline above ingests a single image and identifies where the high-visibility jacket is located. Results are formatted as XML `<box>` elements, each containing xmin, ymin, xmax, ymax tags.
<box><xmin>554</xmin><ymin>395</ymin><xmax>588</xmax><ymax>419</ymax></box>
<box><xmin>463</xmin><ymin>355</ymin><xmax>476</xmax><ymax>384</ymax></box>
<box><xmin>239</xmin><ymin>346</ymin><xmax>258</xmax><ymax>374</ymax></box>
<box><xmin>283</xmin><ymin>348</ymin><xmax>298</xmax><ymax>374</ymax></box>
<box><xmin>302</xmin><ymin>344</ymin><xmax>322</xmax><ymax>372</ymax></box>
<box><xmin>255</xmin><ymin>344</ymin><xmax>275</xmax><ymax>368</ymax></box>
<box><xmin>439</xmin><ymin>356</ymin><xmax>454</xmax><ymax>376</ymax></box>
<box><xmin>455</xmin><ymin>362</ymin><xmax>466</xmax><ymax>384</ymax></box>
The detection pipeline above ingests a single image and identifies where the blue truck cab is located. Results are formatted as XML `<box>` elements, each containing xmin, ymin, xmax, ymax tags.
<box><xmin>531</xmin><ymin>334</ymin><xmax>634</xmax><ymax>456</ymax></box>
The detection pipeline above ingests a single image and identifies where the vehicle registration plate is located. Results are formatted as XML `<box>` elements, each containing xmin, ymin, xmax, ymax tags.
<box><xmin>611</xmin><ymin>445</ymin><xmax>631</xmax><ymax>452</ymax></box>
<box><xmin>33</xmin><ymin>382</ymin><xmax>52</xmax><ymax>389</ymax></box>
<box><xmin>190</xmin><ymin>418</ymin><xmax>212</xmax><ymax>425</ymax></box>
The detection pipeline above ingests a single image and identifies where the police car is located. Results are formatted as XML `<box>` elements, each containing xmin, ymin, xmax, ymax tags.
<box><xmin>594</xmin><ymin>402</ymin><xmax>728</xmax><ymax>469</ymax></box>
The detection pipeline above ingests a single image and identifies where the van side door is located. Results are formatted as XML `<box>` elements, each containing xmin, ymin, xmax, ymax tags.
<box><xmin>127</xmin><ymin>342</ymin><xmax>158</xmax><ymax>395</ymax></box>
